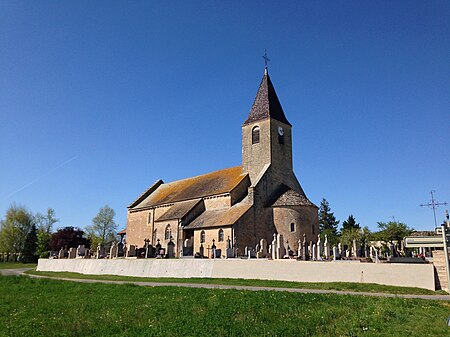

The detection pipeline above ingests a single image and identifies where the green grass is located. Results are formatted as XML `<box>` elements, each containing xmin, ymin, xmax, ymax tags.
<box><xmin>26</xmin><ymin>270</ymin><xmax>447</xmax><ymax>295</ymax></box>
<box><xmin>0</xmin><ymin>262</ymin><xmax>37</xmax><ymax>269</ymax></box>
<box><xmin>1</xmin><ymin>275</ymin><xmax>449</xmax><ymax>336</ymax></box>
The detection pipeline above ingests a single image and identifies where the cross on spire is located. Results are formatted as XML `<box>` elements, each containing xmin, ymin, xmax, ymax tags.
<box><xmin>262</xmin><ymin>49</ymin><xmax>270</xmax><ymax>71</ymax></box>
<box><xmin>420</xmin><ymin>190</ymin><xmax>448</xmax><ymax>228</ymax></box>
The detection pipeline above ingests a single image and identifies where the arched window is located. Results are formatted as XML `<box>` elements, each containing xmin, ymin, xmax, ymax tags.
<box><xmin>252</xmin><ymin>126</ymin><xmax>260</xmax><ymax>144</ymax></box>
<box><xmin>278</xmin><ymin>133</ymin><xmax>284</xmax><ymax>144</ymax></box>
<box><xmin>200</xmin><ymin>230</ymin><xmax>205</xmax><ymax>243</ymax></box>
<box><xmin>165</xmin><ymin>225</ymin><xmax>171</xmax><ymax>240</ymax></box>
<box><xmin>218</xmin><ymin>229</ymin><xmax>224</xmax><ymax>242</ymax></box>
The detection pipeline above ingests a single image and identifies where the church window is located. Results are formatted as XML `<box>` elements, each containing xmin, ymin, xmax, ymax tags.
<box><xmin>218</xmin><ymin>229</ymin><xmax>224</xmax><ymax>242</ymax></box>
<box><xmin>200</xmin><ymin>230</ymin><xmax>205</xmax><ymax>243</ymax></box>
<box><xmin>278</xmin><ymin>133</ymin><xmax>284</xmax><ymax>144</ymax></box>
<box><xmin>165</xmin><ymin>225</ymin><xmax>171</xmax><ymax>240</ymax></box>
<box><xmin>252</xmin><ymin>126</ymin><xmax>260</xmax><ymax>144</ymax></box>
<box><xmin>290</xmin><ymin>223</ymin><xmax>295</xmax><ymax>232</ymax></box>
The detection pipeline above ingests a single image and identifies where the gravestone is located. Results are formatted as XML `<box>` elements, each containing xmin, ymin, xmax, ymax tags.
<box><xmin>276</xmin><ymin>234</ymin><xmax>285</xmax><ymax>259</ymax></box>
<box><xmin>118</xmin><ymin>242</ymin><xmax>124</xmax><ymax>257</ymax></box>
<box><xmin>332</xmin><ymin>246</ymin><xmax>337</xmax><ymax>261</ymax></box>
<box><xmin>58</xmin><ymin>248</ymin><xmax>65</xmax><ymax>259</ymax></box>
<box><xmin>338</xmin><ymin>242</ymin><xmax>342</xmax><ymax>257</ymax></box>
<box><xmin>271</xmin><ymin>233</ymin><xmax>277</xmax><ymax>259</ymax></box>
<box><xmin>309</xmin><ymin>241</ymin><xmax>313</xmax><ymax>259</ymax></box>
<box><xmin>127</xmin><ymin>245</ymin><xmax>136</xmax><ymax>257</ymax></box>
<box><xmin>302</xmin><ymin>235</ymin><xmax>309</xmax><ymax>261</ymax></box>
<box><xmin>324</xmin><ymin>234</ymin><xmax>330</xmax><ymax>259</ymax></box>
<box><xmin>84</xmin><ymin>249</ymin><xmax>91</xmax><ymax>259</ymax></box>
<box><xmin>256</xmin><ymin>238</ymin><xmax>267</xmax><ymax>258</ymax></box>
<box><xmin>76</xmin><ymin>245</ymin><xmax>85</xmax><ymax>258</ymax></box>
<box><xmin>167</xmin><ymin>239</ymin><xmax>175</xmax><ymax>258</ymax></box>
<box><xmin>297</xmin><ymin>239</ymin><xmax>302</xmax><ymax>258</ymax></box>
<box><xmin>312</xmin><ymin>244</ymin><xmax>317</xmax><ymax>260</ymax></box>
<box><xmin>353</xmin><ymin>239</ymin><xmax>360</xmax><ymax>257</ymax></box>
<box><xmin>68</xmin><ymin>247</ymin><xmax>76</xmax><ymax>259</ymax></box>
<box><xmin>317</xmin><ymin>234</ymin><xmax>322</xmax><ymax>260</ymax></box>
<box><xmin>109</xmin><ymin>242</ymin><xmax>118</xmax><ymax>259</ymax></box>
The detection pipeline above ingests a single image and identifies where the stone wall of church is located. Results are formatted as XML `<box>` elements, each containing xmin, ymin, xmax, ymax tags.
<box><xmin>272</xmin><ymin>205</ymin><xmax>319</xmax><ymax>252</ymax></box>
<box><xmin>242</xmin><ymin>119</ymin><xmax>271</xmax><ymax>184</ymax></box>
<box><xmin>192</xmin><ymin>226</ymin><xmax>233</xmax><ymax>257</ymax></box>
<box><xmin>203</xmin><ymin>195</ymin><xmax>231</xmax><ymax>210</ymax></box>
<box><xmin>126</xmin><ymin>210</ymin><xmax>153</xmax><ymax>249</ymax></box>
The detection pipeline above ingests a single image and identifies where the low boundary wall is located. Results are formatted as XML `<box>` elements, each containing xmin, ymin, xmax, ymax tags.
<box><xmin>37</xmin><ymin>258</ymin><xmax>436</xmax><ymax>291</ymax></box>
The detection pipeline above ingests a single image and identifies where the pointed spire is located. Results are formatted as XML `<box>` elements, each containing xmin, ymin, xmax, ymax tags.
<box><xmin>243</xmin><ymin>71</ymin><xmax>291</xmax><ymax>126</ymax></box>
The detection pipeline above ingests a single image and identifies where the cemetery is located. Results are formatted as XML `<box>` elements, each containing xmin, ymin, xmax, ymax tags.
<box><xmin>37</xmin><ymin>231</ymin><xmax>441</xmax><ymax>291</ymax></box>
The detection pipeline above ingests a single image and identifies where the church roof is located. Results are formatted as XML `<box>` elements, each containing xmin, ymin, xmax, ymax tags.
<box><xmin>270</xmin><ymin>185</ymin><xmax>316</xmax><ymax>207</ymax></box>
<box><xmin>184</xmin><ymin>203</ymin><xmax>252</xmax><ymax>229</ymax></box>
<box><xmin>243</xmin><ymin>70</ymin><xmax>291</xmax><ymax>126</ymax></box>
<box><xmin>155</xmin><ymin>199</ymin><xmax>202</xmax><ymax>221</ymax></box>
<box><xmin>130</xmin><ymin>166</ymin><xmax>248</xmax><ymax>209</ymax></box>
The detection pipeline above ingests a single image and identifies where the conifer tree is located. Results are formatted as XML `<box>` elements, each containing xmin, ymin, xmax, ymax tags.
<box><xmin>342</xmin><ymin>214</ymin><xmax>360</xmax><ymax>232</ymax></box>
<box><xmin>318</xmin><ymin>198</ymin><xmax>340</xmax><ymax>244</ymax></box>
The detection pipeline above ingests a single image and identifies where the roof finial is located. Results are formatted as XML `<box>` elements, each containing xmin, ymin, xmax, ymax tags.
<box><xmin>262</xmin><ymin>49</ymin><xmax>270</xmax><ymax>74</ymax></box>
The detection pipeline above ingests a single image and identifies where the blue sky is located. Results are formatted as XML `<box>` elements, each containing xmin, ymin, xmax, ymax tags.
<box><xmin>1</xmin><ymin>1</ymin><xmax>449</xmax><ymax>232</ymax></box>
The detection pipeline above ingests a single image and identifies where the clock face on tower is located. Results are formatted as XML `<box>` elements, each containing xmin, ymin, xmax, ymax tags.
<box><xmin>278</xmin><ymin>126</ymin><xmax>284</xmax><ymax>136</ymax></box>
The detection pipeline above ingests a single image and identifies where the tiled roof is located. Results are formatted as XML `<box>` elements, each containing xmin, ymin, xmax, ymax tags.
<box><xmin>243</xmin><ymin>71</ymin><xmax>291</xmax><ymax>126</ymax></box>
<box><xmin>270</xmin><ymin>185</ymin><xmax>316</xmax><ymax>207</ymax></box>
<box><xmin>131</xmin><ymin>166</ymin><xmax>248</xmax><ymax>209</ymax></box>
<box><xmin>184</xmin><ymin>203</ymin><xmax>252</xmax><ymax>229</ymax></box>
<box><xmin>155</xmin><ymin>199</ymin><xmax>202</xmax><ymax>221</ymax></box>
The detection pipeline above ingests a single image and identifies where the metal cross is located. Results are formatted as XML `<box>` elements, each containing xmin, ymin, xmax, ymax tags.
<box><xmin>420</xmin><ymin>190</ymin><xmax>448</xmax><ymax>228</ymax></box>
<box><xmin>262</xmin><ymin>49</ymin><xmax>270</xmax><ymax>69</ymax></box>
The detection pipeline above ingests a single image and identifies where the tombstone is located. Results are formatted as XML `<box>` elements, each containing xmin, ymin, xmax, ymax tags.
<box><xmin>369</xmin><ymin>246</ymin><xmax>374</xmax><ymax>259</ymax></box>
<box><xmin>167</xmin><ymin>239</ymin><xmax>175</xmax><ymax>258</ymax></box>
<box><xmin>76</xmin><ymin>245</ymin><xmax>85</xmax><ymax>258</ymax></box>
<box><xmin>302</xmin><ymin>235</ymin><xmax>309</xmax><ymax>261</ymax></box>
<box><xmin>127</xmin><ymin>245</ymin><xmax>136</xmax><ymax>257</ymax></box>
<box><xmin>308</xmin><ymin>241</ymin><xmax>313</xmax><ymax>259</ymax></box>
<box><xmin>68</xmin><ymin>247</ymin><xmax>77</xmax><ymax>259</ymax></box>
<box><xmin>271</xmin><ymin>233</ymin><xmax>277</xmax><ymax>259</ymax></box>
<box><xmin>297</xmin><ymin>239</ymin><xmax>302</xmax><ymax>258</ymax></box>
<box><xmin>352</xmin><ymin>239</ymin><xmax>360</xmax><ymax>257</ymax></box>
<box><xmin>110</xmin><ymin>242</ymin><xmax>118</xmax><ymax>259</ymax></box>
<box><xmin>118</xmin><ymin>242</ymin><xmax>124</xmax><ymax>257</ymax></box>
<box><xmin>324</xmin><ymin>235</ymin><xmax>330</xmax><ymax>259</ymax></box>
<box><xmin>345</xmin><ymin>249</ymin><xmax>351</xmax><ymax>258</ymax></box>
<box><xmin>199</xmin><ymin>244</ymin><xmax>204</xmax><ymax>257</ymax></box>
<box><xmin>387</xmin><ymin>242</ymin><xmax>395</xmax><ymax>258</ymax></box>
<box><xmin>332</xmin><ymin>246</ymin><xmax>338</xmax><ymax>261</ymax></box>
<box><xmin>312</xmin><ymin>244</ymin><xmax>317</xmax><ymax>260</ymax></box>
<box><xmin>260</xmin><ymin>238</ymin><xmax>268</xmax><ymax>257</ymax></box>
<box><xmin>338</xmin><ymin>242</ymin><xmax>342</xmax><ymax>257</ymax></box>
<box><xmin>317</xmin><ymin>234</ymin><xmax>323</xmax><ymax>260</ymax></box>
<box><xmin>58</xmin><ymin>248</ymin><xmax>65</xmax><ymax>259</ymax></box>
<box><xmin>123</xmin><ymin>244</ymin><xmax>128</xmax><ymax>258</ymax></box>
<box><xmin>276</xmin><ymin>234</ymin><xmax>285</xmax><ymax>259</ymax></box>
<box><xmin>375</xmin><ymin>249</ymin><xmax>379</xmax><ymax>263</ymax></box>
<box><xmin>84</xmin><ymin>249</ymin><xmax>91</xmax><ymax>259</ymax></box>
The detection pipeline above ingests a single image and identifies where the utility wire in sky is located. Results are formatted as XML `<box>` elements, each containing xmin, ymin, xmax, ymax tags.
<box><xmin>4</xmin><ymin>156</ymin><xmax>78</xmax><ymax>200</ymax></box>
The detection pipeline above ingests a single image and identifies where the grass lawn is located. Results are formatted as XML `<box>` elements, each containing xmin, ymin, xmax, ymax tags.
<box><xmin>0</xmin><ymin>275</ymin><xmax>449</xmax><ymax>336</ymax></box>
<box><xmin>27</xmin><ymin>270</ymin><xmax>447</xmax><ymax>295</ymax></box>
<box><xmin>0</xmin><ymin>262</ymin><xmax>37</xmax><ymax>269</ymax></box>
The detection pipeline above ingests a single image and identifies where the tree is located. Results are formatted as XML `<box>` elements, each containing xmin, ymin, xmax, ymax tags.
<box><xmin>340</xmin><ymin>226</ymin><xmax>371</xmax><ymax>249</ymax></box>
<box><xmin>49</xmin><ymin>227</ymin><xmax>91</xmax><ymax>251</ymax></box>
<box><xmin>22</xmin><ymin>224</ymin><xmax>38</xmax><ymax>263</ymax></box>
<box><xmin>375</xmin><ymin>221</ymin><xmax>414</xmax><ymax>244</ymax></box>
<box><xmin>0</xmin><ymin>204</ymin><xmax>34</xmax><ymax>254</ymax></box>
<box><xmin>35</xmin><ymin>208</ymin><xmax>59</xmax><ymax>233</ymax></box>
<box><xmin>341</xmin><ymin>214</ymin><xmax>360</xmax><ymax>232</ymax></box>
<box><xmin>86</xmin><ymin>205</ymin><xmax>118</xmax><ymax>247</ymax></box>
<box><xmin>318</xmin><ymin>199</ymin><xmax>340</xmax><ymax>244</ymax></box>
<box><xmin>36</xmin><ymin>230</ymin><xmax>52</xmax><ymax>258</ymax></box>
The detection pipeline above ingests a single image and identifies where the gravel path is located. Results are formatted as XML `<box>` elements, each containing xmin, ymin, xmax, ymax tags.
<box><xmin>3</xmin><ymin>269</ymin><xmax>450</xmax><ymax>301</ymax></box>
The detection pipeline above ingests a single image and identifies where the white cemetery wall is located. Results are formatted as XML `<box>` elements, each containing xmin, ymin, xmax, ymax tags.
<box><xmin>37</xmin><ymin>258</ymin><xmax>435</xmax><ymax>291</ymax></box>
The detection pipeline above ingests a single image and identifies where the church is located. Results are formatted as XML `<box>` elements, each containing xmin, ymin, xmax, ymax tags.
<box><xmin>124</xmin><ymin>68</ymin><xmax>319</xmax><ymax>257</ymax></box>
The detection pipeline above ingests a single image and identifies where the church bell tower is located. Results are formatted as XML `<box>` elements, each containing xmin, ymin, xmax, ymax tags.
<box><xmin>242</xmin><ymin>68</ymin><xmax>294</xmax><ymax>186</ymax></box>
